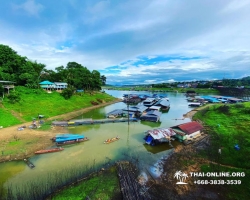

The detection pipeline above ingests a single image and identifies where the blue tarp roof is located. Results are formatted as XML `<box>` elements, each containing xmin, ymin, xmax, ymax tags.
<box><xmin>39</xmin><ymin>80</ymin><xmax>54</xmax><ymax>85</ymax></box>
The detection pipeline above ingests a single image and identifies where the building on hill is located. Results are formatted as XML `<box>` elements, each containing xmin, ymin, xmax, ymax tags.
<box><xmin>39</xmin><ymin>80</ymin><xmax>67</xmax><ymax>91</ymax></box>
<box><xmin>0</xmin><ymin>80</ymin><xmax>15</xmax><ymax>97</ymax></box>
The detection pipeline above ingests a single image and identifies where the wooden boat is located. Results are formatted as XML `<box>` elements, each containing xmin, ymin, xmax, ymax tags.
<box><xmin>104</xmin><ymin>137</ymin><xmax>120</xmax><ymax>144</ymax></box>
<box><xmin>24</xmin><ymin>159</ymin><xmax>35</xmax><ymax>169</ymax></box>
<box><xmin>35</xmin><ymin>147</ymin><xmax>64</xmax><ymax>154</ymax></box>
<box><xmin>56</xmin><ymin>137</ymin><xmax>89</xmax><ymax>146</ymax></box>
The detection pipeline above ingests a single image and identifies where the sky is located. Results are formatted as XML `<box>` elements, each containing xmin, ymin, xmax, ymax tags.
<box><xmin>1</xmin><ymin>0</ymin><xmax>250</xmax><ymax>85</ymax></box>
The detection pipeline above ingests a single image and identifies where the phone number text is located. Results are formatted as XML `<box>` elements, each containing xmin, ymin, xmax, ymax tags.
<box><xmin>194</xmin><ymin>180</ymin><xmax>241</xmax><ymax>185</ymax></box>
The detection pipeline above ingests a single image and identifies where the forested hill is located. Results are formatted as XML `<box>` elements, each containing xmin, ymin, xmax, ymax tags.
<box><xmin>0</xmin><ymin>44</ymin><xmax>106</xmax><ymax>90</ymax></box>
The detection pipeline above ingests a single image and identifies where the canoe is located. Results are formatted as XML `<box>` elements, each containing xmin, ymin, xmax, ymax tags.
<box><xmin>104</xmin><ymin>137</ymin><xmax>120</xmax><ymax>144</ymax></box>
<box><xmin>56</xmin><ymin>137</ymin><xmax>89</xmax><ymax>146</ymax></box>
<box><xmin>35</xmin><ymin>148</ymin><xmax>64</xmax><ymax>154</ymax></box>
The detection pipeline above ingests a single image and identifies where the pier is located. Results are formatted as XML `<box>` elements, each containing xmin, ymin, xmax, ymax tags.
<box><xmin>52</xmin><ymin>118</ymin><xmax>138</xmax><ymax>126</ymax></box>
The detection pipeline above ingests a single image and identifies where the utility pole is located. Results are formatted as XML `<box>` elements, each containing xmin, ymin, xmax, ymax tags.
<box><xmin>127</xmin><ymin>94</ymin><xmax>130</xmax><ymax>125</ymax></box>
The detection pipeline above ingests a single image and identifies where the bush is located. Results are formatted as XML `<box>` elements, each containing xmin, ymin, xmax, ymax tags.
<box><xmin>7</xmin><ymin>92</ymin><xmax>21</xmax><ymax>104</ymax></box>
<box><xmin>60</xmin><ymin>87</ymin><xmax>75</xmax><ymax>99</ymax></box>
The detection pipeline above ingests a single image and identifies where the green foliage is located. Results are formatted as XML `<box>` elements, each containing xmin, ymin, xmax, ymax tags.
<box><xmin>2</xmin><ymin>86</ymin><xmax>116</xmax><ymax>126</ymax></box>
<box><xmin>61</xmin><ymin>86</ymin><xmax>75</xmax><ymax>99</ymax></box>
<box><xmin>7</xmin><ymin>91</ymin><xmax>21</xmax><ymax>104</ymax></box>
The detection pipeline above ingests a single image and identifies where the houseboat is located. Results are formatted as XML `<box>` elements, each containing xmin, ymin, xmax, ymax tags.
<box><xmin>140</xmin><ymin>110</ymin><xmax>162</xmax><ymax>122</ymax></box>
<box><xmin>144</xmin><ymin>128</ymin><xmax>176</xmax><ymax>146</ymax></box>
<box><xmin>171</xmin><ymin>121</ymin><xmax>203</xmax><ymax>142</ymax></box>
<box><xmin>154</xmin><ymin>98</ymin><xmax>170</xmax><ymax>111</ymax></box>
<box><xmin>142</xmin><ymin>98</ymin><xmax>158</xmax><ymax>107</ymax></box>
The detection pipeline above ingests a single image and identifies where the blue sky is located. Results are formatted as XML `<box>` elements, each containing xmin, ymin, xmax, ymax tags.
<box><xmin>1</xmin><ymin>0</ymin><xmax>250</xmax><ymax>85</ymax></box>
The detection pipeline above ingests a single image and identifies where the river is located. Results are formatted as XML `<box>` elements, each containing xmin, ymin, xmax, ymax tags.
<box><xmin>0</xmin><ymin>90</ymin><xmax>194</xmax><ymax>195</ymax></box>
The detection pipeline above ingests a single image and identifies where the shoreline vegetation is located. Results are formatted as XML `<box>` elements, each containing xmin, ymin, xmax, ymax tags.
<box><xmin>102</xmin><ymin>85</ymin><xmax>220</xmax><ymax>94</ymax></box>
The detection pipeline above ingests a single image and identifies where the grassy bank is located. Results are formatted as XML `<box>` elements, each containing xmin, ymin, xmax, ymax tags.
<box><xmin>192</xmin><ymin>102</ymin><xmax>250</xmax><ymax>199</ymax></box>
<box><xmin>0</xmin><ymin>86</ymin><xmax>116</xmax><ymax>127</ymax></box>
<box><xmin>51</xmin><ymin>166</ymin><xmax>121</xmax><ymax>200</ymax></box>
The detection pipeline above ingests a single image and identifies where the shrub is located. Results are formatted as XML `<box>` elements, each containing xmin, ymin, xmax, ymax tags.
<box><xmin>61</xmin><ymin>86</ymin><xmax>75</xmax><ymax>100</ymax></box>
<box><xmin>7</xmin><ymin>91</ymin><xmax>21</xmax><ymax>104</ymax></box>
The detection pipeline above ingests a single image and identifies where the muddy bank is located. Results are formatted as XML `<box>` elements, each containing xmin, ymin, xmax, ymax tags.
<box><xmin>0</xmin><ymin>99</ymin><xmax>122</xmax><ymax>163</ymax></box>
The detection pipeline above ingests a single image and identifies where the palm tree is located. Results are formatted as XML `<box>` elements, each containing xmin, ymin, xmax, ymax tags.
<box><xmin>181</xmin><ymin>173</ymin><xmax>188</xmax><ymax>182</ymax></box>
<box><xmin>174</xmin><ymin>171</ymin><xmax>182</xmax><ymax>181</ymax></box>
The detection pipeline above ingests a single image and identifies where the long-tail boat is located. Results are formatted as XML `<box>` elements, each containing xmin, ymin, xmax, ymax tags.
<box><xmin>35</xmin><ymin>147</ymin><xmax>64</xmax><ymax>154</ymax></box>
<box><xmin>104</xmin><ymin>137</ymin><xmax>120</xmax><ymax>144</ymax></box>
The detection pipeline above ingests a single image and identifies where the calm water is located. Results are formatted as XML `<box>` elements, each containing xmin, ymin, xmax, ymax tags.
<box><xmin>0</xmin><ymin>90</ymin><xmax>194</xmax><ymax>192</ymax></box>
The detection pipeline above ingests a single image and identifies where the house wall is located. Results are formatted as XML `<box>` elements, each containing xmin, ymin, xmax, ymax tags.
<box><xmin>186</xmin><ymin>130</ymin><xmax>201</xmax><ymax>140</ymax></box>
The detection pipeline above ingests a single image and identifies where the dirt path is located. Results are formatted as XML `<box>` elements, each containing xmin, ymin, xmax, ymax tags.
<box><xmin>0</xmin><ymin>99</ymin><xmax>122</xmax><ymax>162</ymax></box>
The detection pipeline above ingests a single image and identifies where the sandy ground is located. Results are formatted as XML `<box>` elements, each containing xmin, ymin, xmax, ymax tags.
<box><xmin>0</xmin><ymin>99</ymin><xmax>122</xmax><ymax>161</ymax></box>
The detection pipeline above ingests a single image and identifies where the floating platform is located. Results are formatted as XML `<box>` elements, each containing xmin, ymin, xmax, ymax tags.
<box><xmin>52</xmin><ymin>118</ymin><xmax>138</xmax><ymax>126</ymax></box>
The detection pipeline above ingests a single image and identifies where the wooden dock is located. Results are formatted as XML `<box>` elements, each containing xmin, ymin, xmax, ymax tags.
<box><xmin>117</xmin><ymin>162</ymin><xmax>147</xmax><ymax>200</ymax></box>
<box><xmin>52</xmin><ymin>118</ymin><xmax>138</xmax><ymax>126</ymax></box>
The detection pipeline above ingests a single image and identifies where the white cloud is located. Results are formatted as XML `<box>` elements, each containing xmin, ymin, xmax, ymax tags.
<box><xmin>12</xmin><ymin>0</ymin><xmax>44</xmax><ymax>16</ymax></box>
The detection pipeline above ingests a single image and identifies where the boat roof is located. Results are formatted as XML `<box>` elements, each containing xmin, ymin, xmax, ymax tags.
<box><xmin>146</xmin><ymin>128</ymin><xmax>176</xmax><ymax>139</ymax></box>
<box><xmin>106</xmin><ymin>109</ymin><xmax>124</xmax><ymax>115</ymax></box>
<box><xmin>149</xmin><ymin>106</ymin><xmax>161</xmax><ymax>110</ymax></box>
<box><xmin>146</xmin><ymin>110</ymin><xmax>162</xmax><ymax>116</ymax></box>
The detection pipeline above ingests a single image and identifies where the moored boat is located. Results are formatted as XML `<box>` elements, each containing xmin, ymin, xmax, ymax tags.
<box><xmin>35</xmin><ymin>147</ymin><xmax>64</xmax><ymax>154</ymax></box>
<box><xmin>56</xmin><ymin>137</ymin><xmax>89</xmax><ymax>146</ymax></box>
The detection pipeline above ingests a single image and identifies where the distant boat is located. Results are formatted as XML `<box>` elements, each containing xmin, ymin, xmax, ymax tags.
<box><xmin>104</xmin><ymin>137</ymin><xmax>120</xmax><ymax>144</ymax></box>
<box><xmin>35</xmin><ymin>147</ymin><xmax>64</xmax><ymax>154</ymax></box>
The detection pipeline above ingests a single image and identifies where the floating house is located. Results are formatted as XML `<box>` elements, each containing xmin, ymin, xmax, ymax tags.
<box><xmin>106</xmin><ymin>109</ymin><xmax>124</xmax><ymax>118</ymax></box>
<box><xmin>143</xmin><ymin>98</ymin><xmax>157</xmax><ymax>107</ymax></box>
<box><xmin>140</xmin><ymin>110</ymin><xmax>162</xmax><ymax>122</ymax></box>
<box><xmin>171</xmin><ymin>121</ymin><xmax>203</xmax><ymax>142</ymax></box>
<box><xmin>144</xmin><ymin>127</ymin><xmax>176</xmax><ymax>146</ymax></box>
<box><xmin>154</xmin><ymin>99</ymin><xmax>170</xmax><ymax>110</ymax></box>
<box><xmin>123</xmin><ymin>105</ymin><xmax>148</xmax><ymax>117</ymax></box>
<box><xmin>188</xmin><ymin>102</ymin><xmax>202</xmax><ymax>107</ymax></box>
<box><xmin>148</xmin><ymin>106</ymin><xmax>161</xmax><ymax>111</ymax></box>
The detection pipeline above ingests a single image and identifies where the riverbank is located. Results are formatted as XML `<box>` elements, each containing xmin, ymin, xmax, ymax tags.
<box><xmin>0</xmin><ymin>99</ymin><xmax>122</xmax><ymax>163</ymax></box>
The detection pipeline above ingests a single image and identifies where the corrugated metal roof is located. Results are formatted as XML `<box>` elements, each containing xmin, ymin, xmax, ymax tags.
<box><xmin>146</xmin><ymin>128</ymin><xmax>176</xmax><ymax>139</ymax></box>
<box><xmin>147</xmin><ymin>110</ymin><xmax>162</xmax><ymax>116</ymax></box>
<box><xmin>176</xmin><ymin>121</ymin><xmax>203</xmax><ymax>135</ymax></box>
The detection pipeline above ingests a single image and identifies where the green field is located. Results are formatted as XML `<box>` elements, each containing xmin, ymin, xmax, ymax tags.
<box><xmin>0</xmin><ymin>87</ymin><xmax>116</xmax><ymax>127</ymax></box>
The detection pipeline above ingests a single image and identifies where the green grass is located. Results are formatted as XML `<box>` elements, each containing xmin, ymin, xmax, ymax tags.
<box><xmin>200</xmin><ymin>164</ymin><xmax>250</xmax><ymax>200</ymax></box>
<box><xmin>192</xmin><ymin>103</ymin><xmax>250</xmax><ymax>200</ymax></box>
<box><xmin>193</xmin><ymin>102</ymin><xmax>250</xmax><ymax>169</ymax></box>
<box><xmin>52</xmin><ymin>166</ymin><xmax>121</xmax><ymax>200</ymax></box>
<box><xmin>0</xmin><ymin>108</ymin><xmax>21</xmax><ymax>127</ymax></box>
<box><xmin>1</xmin><ymin>86</ymin><xmax>116</xmax><ymax>126</ymax></box>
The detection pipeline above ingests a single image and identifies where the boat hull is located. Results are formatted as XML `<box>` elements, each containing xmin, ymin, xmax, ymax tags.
<box><xmin>35</xmin><ymin>148</ymin><xmax>64</xmax><ymax>154</ymax></box>
<box><xmin>56</xmin><ymin>138</ymin><xmax>89</xmax><ymax>146</ymax></box>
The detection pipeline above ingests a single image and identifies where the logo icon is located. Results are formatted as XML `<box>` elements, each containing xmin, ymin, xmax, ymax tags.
<box><xmin>174</xmin><ymin>170</ymin><xmax>188</xmax><ymax>184</ymax></box>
